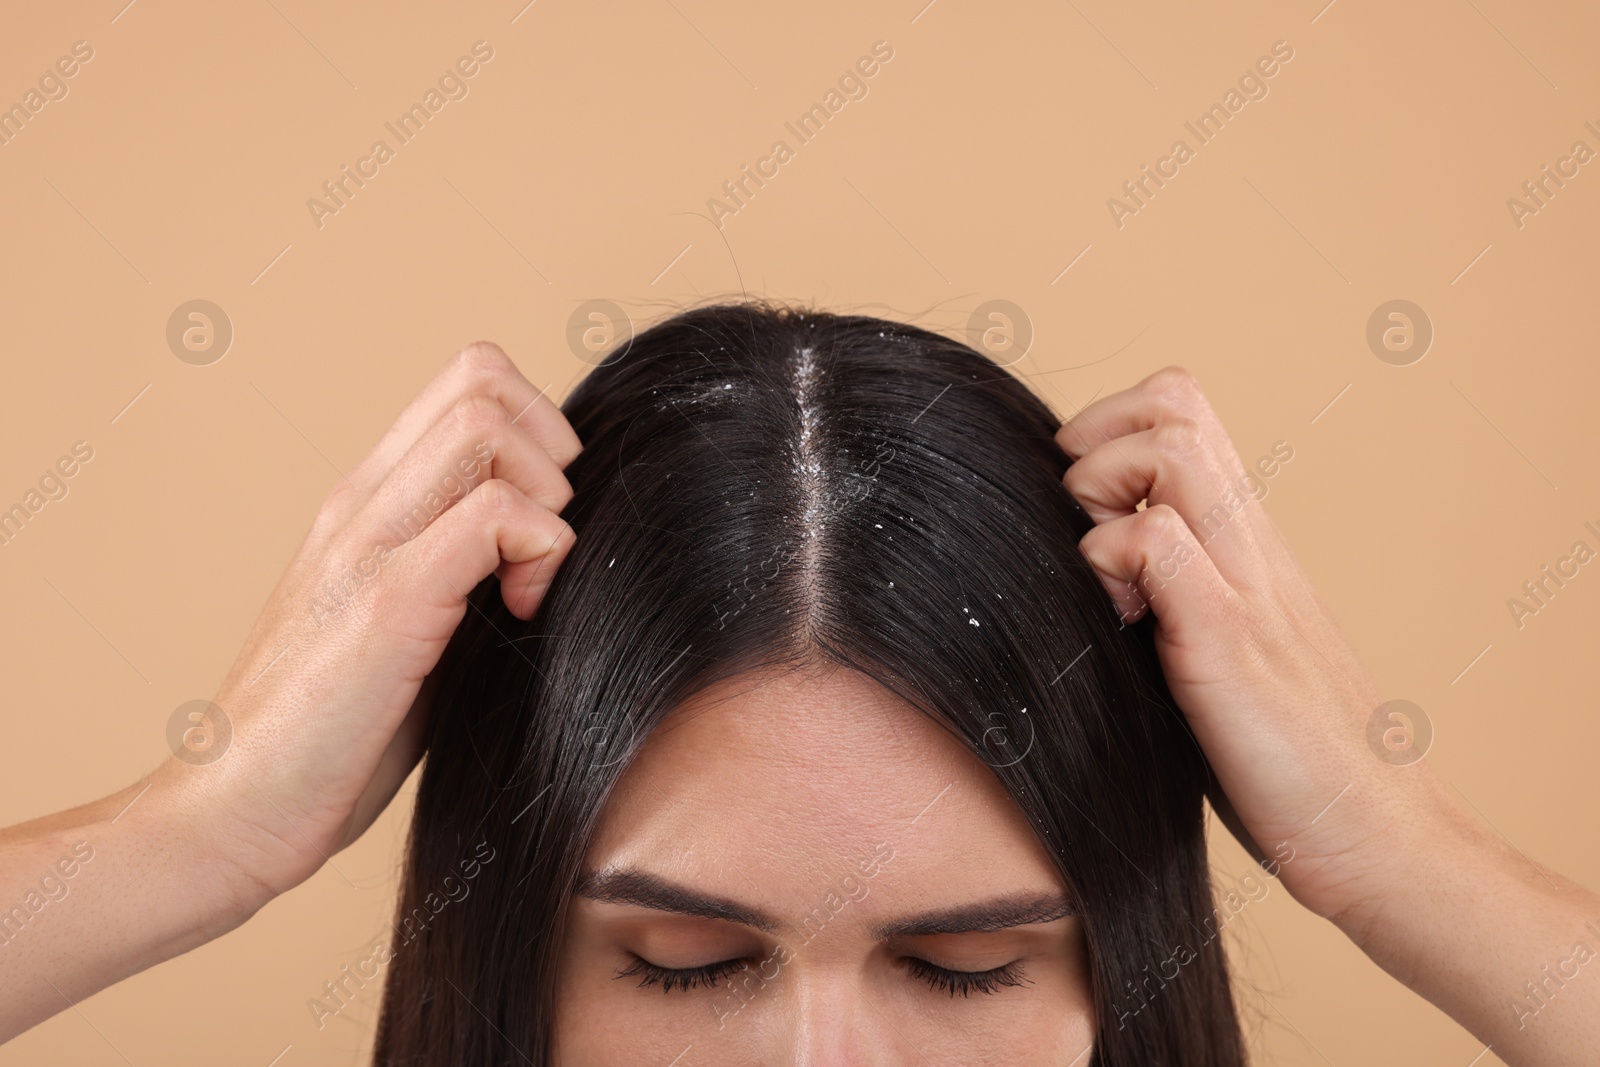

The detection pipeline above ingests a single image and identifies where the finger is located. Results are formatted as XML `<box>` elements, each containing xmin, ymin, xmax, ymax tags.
<box><xmin>1063</xmin><ymin>421</ymin><xmax>1271</xmax><ymax>583</ymax></box>
<box><xmin>1063</xmin><ymin>420</ymin><xmax>1209</xmax><ymax>523</ymax></box>
<box><xmin>1077</xmin><ymin>503</ymin><xmax>1236</xmax><ymax>636</ymax></box>
<box><xmin>317</xmin><ymin>342</ymin><xmax>581</xmax><ymax>535</ymax></box>
<box><xmin>1056</xmin><ymin>366</ymin><xmax>1229</xmax><ymax>463</ymax></box>
<box><xmin>391</xmin><ymin>477</ymin><xmax>576</xmax><ymax>622</ymax></box>
<box><xmin>346</xmin><ymin>392</ymin><xmax>574</xmax><ymax>553</ymax></box>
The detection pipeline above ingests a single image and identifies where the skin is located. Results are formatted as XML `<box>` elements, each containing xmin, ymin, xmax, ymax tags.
<box><xmin>1058</xmin><ymin>367</ymin><xmax>1600</xmax><ymax>1061</ymax></box>
<box><xmin>551</xmin><ymin>663</ymin><xmax>1091</xmax><ymax>1066</ymax></box>
<box><xmin>0</xmin><ymin>347</ymin><xmax>1595</xmax><ymax>1064</ymax></box>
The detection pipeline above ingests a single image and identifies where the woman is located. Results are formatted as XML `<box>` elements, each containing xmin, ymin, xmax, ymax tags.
<box><xmin>0</xmin><ymin>304</ymin><xmax>1595</xmax><ymax>1065</ymax></box>
<box><xmin>375</xmin><ymin>304</ymin><xmax>1240</xmax><ymax>1065</ymax></box>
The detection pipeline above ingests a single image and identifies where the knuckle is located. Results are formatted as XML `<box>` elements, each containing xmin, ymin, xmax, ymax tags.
<box><xmin>452</xmin><ymin>393</ymin><xmax>506</xmax><ymax>436</ymax></box>
<box><xmin>1078</xmin><ymin>526</ymin><xmax>1118</xmax><ymax>572</ymax></box>
<box><xmin>318</xmin><ymin>478</ymin><xmax>357</xmax><ymax>518</ymax></box>
<box><xmin>551</xmin><ymin>474</ymin><xmax>576</xmax><ymax>513</ymax></box>
<box><xmin>1139</xmin><ymin>503</ymin><xmax>1186</xmax><ymax>546</ymax></box>
<box><xmin>1146</xmin><ymin>365</ymin><xmax>1205</xmax><ymax>413</ymax></box>
<box><xmin>361</xmin><ymin>576</ymin><xmax>404</xmax><ymax>631</ymax></box>
<box><xmin>1055</xmin><ymin>420</ymin><xmax>1083</xmax><ymax>456</ymax></box>
<box><xmin>554</xmin><ymin>424</ymin><xmax>585</xmax><ymax>468</ymax></box>
<box><xmin>548</xmin><ymin>516</ymin><xmax>578</xmax><ymax>554</ymax></box>
<box><xmin>308</xmin><ymin>481</ymin><xmax>357</xmax><ymax>540</ymax></box>
<box><xmin>1077</xmin><ymin>521</ymin><xmax>1105</xmax><ymax>555</ymax></box>
<box><xmin>1156</xmin><ymin>417</ymin><xmax>1205</xmax><ymax>458</ymax></box>
<box><xmin>473</xmin><ymin>477</ymin><xmax>518</xmax><ymax>515</ymax></box>
<box><xmin>453</xmin><ymin>340</ymin><xmax>513</xmax><ymax>379</ymax></box>
<box><xmin>1061</xmin><ymin>458</ymin><xmax>1088</xmax><ymax>499</ymax></box>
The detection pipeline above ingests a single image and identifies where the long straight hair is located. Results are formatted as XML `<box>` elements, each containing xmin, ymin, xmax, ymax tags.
<box><xmin>373</xmin><ymin>302</ymin><xmax>1246</xmax><ymax>1065</ymax></box>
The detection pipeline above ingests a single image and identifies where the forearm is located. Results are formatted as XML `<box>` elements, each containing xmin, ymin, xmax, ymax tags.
<box><xmin>0</xmin><ymin>767</ymin><xmax>267</xmax><ymax>1041</ymax></box>
<box><xmin>1333</xmin><ymin>795</ymin><xmax>1600</xmax><ymax>1066</ymax></box>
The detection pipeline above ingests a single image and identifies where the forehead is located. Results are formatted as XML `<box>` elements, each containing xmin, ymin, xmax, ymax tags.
<box><xmin>582</xmin><ymin>664</ymin><xmax>1063</xmax><ymax>915</ymax></box>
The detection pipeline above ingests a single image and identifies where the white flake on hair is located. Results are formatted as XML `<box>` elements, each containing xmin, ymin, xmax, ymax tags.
<box><xmin>791</xmin><ymin>345</ymin><xmax>826</xmax><ymax>533</ymax></box>
<box><xmin>788</xmin><ymin>343</ymin><xmax>829</xmax><ymax>620</ymax></box>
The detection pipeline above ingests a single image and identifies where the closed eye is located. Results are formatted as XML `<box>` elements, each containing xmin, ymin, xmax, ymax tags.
<box><xmin>614</xmin><ymin>952</ymin><xmax>1030</xmax><ymax>998</ymax></box>
<box><xmin>900</xmin><ymin>955</ymin><xmax>1030</xmax><ymax>996</ymax></box>
<box><xmin>615</xmin><ymin>953</ymin><xmax>750</xmax><ymax>993</ymax></box>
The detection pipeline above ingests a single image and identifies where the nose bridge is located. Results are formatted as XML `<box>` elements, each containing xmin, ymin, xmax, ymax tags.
<box><xmin>789</xmin><ymin>973</ymin><xmax>860</xmax><ymax>1067</ymax></box>
<box><xmin>782</xmin><ymin>963</ymin><xmax>896</xmax><ymax>1067</ymax></box>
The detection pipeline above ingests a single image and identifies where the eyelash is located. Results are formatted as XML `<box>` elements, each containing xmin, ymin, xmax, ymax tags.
<box><xmin>900</xmin><ymin>955</ymin><xmax>1030</xmax><ymax>997</ymax></box>
<box><xmin>616</xmin><ymin>954</ymin><xmax>1029</xmax><ymax>997</ymax></box>
<box><xmin>616</xmin><ymin>954</ymin><xmax>750</xmax><ymax>993</ymax></box>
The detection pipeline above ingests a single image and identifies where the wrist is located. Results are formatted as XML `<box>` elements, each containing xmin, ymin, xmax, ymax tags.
<box><xmin>1280</xmin><ymin>765</ymin><xmax>1465</xmax><ymax>936</ymax></box>
<box><xmin>1315</xmin><ymin>773</ymin><xmax>1508</xmax><ymax>976</ymax></box>
<box><xmin>1309</xmin><ymin>775</ymin><xmax>1600</xmax><ymax>1059</ymax></box>
<box><xmin>142</xmin><ymin>760</ymin><xmax>287</xmax><ymax>937</ymax></box>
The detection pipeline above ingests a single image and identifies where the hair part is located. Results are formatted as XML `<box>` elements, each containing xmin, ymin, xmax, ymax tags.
<box><xmin>373</xmin><ymin>301</ymin><xmax>1245</xmax><ymax>1066</ymax></box>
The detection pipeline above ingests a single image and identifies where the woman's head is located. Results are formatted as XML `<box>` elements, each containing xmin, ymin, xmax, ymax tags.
<box><xmin>374</xmin><ymin>303</ymin><xmax>1245</xmax><ymax>1065</ymax></box>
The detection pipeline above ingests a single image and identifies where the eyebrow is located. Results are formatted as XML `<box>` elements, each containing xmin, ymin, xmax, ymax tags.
<box><xmin>574</xmin><ymin>868</ymin><xmax>782</xmax><ymax>932</ymax></box>
<box><xmin>871</xmin><ymin>893</ymin><xmax>1074</xmax><ymax>939</ymax></box>
<box><xmin>573</xmin><ymin>867</ymin><xmax>1073</xmax><ymax>940</ymax></box>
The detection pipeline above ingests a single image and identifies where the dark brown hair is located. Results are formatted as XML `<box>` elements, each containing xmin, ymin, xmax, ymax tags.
<box><xmin>373</xmin><ymin>302</ymin><xmax>1246</xmax><ymax>1065</ymax></box>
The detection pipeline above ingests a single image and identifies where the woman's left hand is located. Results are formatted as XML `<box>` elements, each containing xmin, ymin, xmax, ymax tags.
<box><xmin>1056</xmin><ymin>367</ymin><xmax>1600</xmax><ymax>1066</ymax></box>
<box><xmin>1056</xmin><ymin>366</ymin><xmax>1420</xmax><ymax>921</ymax></box>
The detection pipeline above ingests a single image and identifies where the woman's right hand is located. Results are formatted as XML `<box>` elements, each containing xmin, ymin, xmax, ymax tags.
<box><xmin>149</xmin><ymin>341</ymin><xmax>580</xmax><ymax>911</ymax></box>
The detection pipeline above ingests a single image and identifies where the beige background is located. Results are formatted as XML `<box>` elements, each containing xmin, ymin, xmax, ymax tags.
<box><xmin>2</xmin><ymin>0</ymin><xmax>1597</xmax><ymax>1063</ymax></box>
